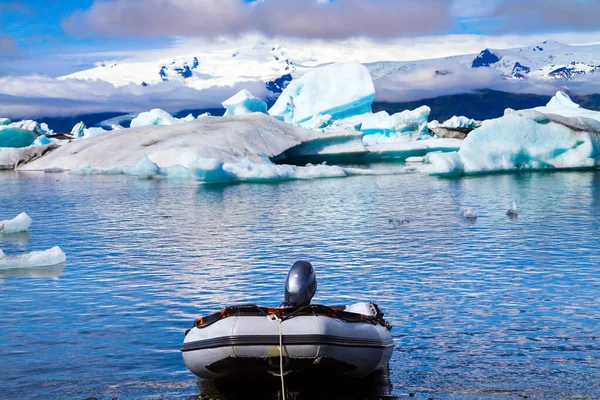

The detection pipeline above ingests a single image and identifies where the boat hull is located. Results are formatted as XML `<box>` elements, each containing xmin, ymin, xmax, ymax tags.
<box><xmin>182</xmin><ymin>314</ymin><xmax>393</xmax><ymax>379</ymax></box>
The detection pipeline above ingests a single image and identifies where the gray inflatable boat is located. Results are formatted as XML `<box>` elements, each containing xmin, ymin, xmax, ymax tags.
<box><xmin>182</xmin><ymin>262</ymin><xmax>393</xmax><ymax>379</ymax></box>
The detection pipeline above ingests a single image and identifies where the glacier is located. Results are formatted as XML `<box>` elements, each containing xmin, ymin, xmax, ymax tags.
<box><xmin>425</xmin><ymin>92</ymin><xmax>600</xmax><ymax>175</ymax></box>
<box><xmin>269</xmin><ymin>61</ymin><xmax>375</xmax><ymax>124</ymax></box>
<box><xmin>222</xmin><ymin>90</ymin><xmax>267</xmax><ymax>116</ymax></box>
<box><xmin>0</xmin><ymin>246</ymin><xmax>66</xmax><ymax>269</ymax></box>
<box><xmin>0</xmin><ymin>212</ymin><xmax>32</xmax><ymax>234</ymax></box>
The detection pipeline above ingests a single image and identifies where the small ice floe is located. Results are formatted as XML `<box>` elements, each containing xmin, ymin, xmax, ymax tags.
<box><xmin>460</xmin><ymin>207</ymin><xmax>478</xmax><ymax>220</ymax></box>
<box><xmin>0</xmin><ymin>246</ymin><xmax>66</xmax><ymax>269</ymax></box>
<box><xmin>389</xmin><ymin>217</ymin><xmax>411</xmax><ymax>226</ymax></box>
<box><xmin>0</xmin><ymin>212</ymin><xmax>32</xmax><ymax>234</ymax></box>
<box><xmin>507</xmin><ymin>201</ymin><xmax>518</xmax><ymax>217</ymax></box>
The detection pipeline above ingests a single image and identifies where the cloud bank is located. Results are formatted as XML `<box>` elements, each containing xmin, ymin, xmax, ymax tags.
<box><xmin>0</xmin><ymin>75</ymin><xmax>267</xmax><ymax>120</ymax></box>
<box><xmin>374</xmin><ymin>61</ymin><xmax>600</xmax><ymax>103</ymax></box>
<box><xmin>62</xmin><ymin>0</ymin><xmax>450</xmax><ymax>40</ymax></box>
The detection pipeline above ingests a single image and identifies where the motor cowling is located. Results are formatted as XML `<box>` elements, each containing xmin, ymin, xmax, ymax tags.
<box><xmin>284</xmin><ymin>261</ymin><xmax>317</xmax><ymax>307</ymax></box>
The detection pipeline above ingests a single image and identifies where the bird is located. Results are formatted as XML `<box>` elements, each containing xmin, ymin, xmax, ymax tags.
<box><xmin>507</xmin><ymin>201</ymin><xmax>518</xmax><ymax>217</ymax></box>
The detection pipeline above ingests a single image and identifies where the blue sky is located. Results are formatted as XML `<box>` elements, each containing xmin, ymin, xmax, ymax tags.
<box><xmin>1</xmin><ymin>0</ymin><xmax>599</xmax><ymax>76</ymax></box>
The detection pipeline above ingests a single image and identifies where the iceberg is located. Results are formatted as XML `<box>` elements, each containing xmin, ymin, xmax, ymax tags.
<box><xmin>222</xmin><ymin>90</ymin><xmax>268</xmax><ymax>117</ymax></box>
<box><xmin>357</xmin><ymin>106</ymin><xmax>431</xmax><ymax>145</ymax></box>
<box><xmin>365</xmin><ymin>138</ymin><xmax>463</xmax><ymax>161</ymax></box>
<box><xmin>71</xmin><ymin>121</ymin><xmax>86</xmax><ymax>137</ymax></box>
<box><xmin>440</xmin><ymin>116</ymin><xmax>480</xmax><ymax>129</ymax></box>
<box><xmin>269</xmin><ymin>61</ymin><xmax>375</xmax><ymax>124</ymax></box>
<box><xmin>33</xmin><ymin>135</ymin><xmax>54</xmax><ymax>146</ymax></box>
<box><xmin>0</xmin><ymin>144</ymin><xmax>58</xmax><ymax>170</ymax></box>
<box><xmin>19</xmin><ymin>113</ymin><xmax>334</xmax><ymax>171</ymax></box>
<box><xmin>0</xmin><ymin>246</ymin><xmax>66</xmax><ymax>269</ymax></box>
<box><xmin>0</xmin><ymin>212</ymin><xmax>32</xmax><ymax>234</ymax></box>
<box><xmin>83</xmin><ymin>127</ymin><xmax>109</xmax><ymax>138</ymax></box>
<box><xmin>0</xmin><ymin>128</ymin><xmax>37</xmax><ymax>148</ymax></box>
<box><xmin>428</xmin><ymin>116</ymin><xmax>480</xmax><ymax>140</ymax></box>
<box><xmin>0</xmin><ymin>118</ymin><xmax>10</xmax><ymax>125</ymax></box>
<box><xmin>426</xmin><ymin>92</ymin><xmax>600</xmax><ymax>175</ymax></box>
<box><xmin>130</xmin><ymin>108</ymin><xmax>181</xmax><ymax>128</ymax></box>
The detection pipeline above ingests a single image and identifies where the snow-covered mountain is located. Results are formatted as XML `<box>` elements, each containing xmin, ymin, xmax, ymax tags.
<box><xmin>60</xmin><ymin>40</ymin><xmax>600</xmax><ymax>100</ymax></box>
<box><xmin>367</xmin><ymin>40</ymin><xmax>599</xmax><ymax>82</ymax></box>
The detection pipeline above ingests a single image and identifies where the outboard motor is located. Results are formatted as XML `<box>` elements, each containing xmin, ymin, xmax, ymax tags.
<box><xmin>284</xmin><ymin>261</ymin><xmax>317</xmax><ymax>307</ymax></box>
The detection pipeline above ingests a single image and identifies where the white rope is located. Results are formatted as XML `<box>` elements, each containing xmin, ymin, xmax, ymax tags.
<box><xmin>268</xmin><ymin>314</ymin><xmax>286</xmax><ymax>400</ymax></box>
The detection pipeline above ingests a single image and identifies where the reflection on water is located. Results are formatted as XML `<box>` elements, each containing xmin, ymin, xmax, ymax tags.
<box><xmin>0</xmin><ymin>170</ymin><xmax>599</xmax><ymax>399</ymax></box>
<box><xmin>0</xmin><ymin>231</ymin><xmax>31</xmax><ymax>246</ymax></box>
<box><xmin>0</xmin><ymin>262</ymin><xmax>66</xmax><ymax>280</ymax></box>
<box><xmin>197</xmin><ymin>367</ymin><xmax>394</xmax><ymax>400</ymax></box>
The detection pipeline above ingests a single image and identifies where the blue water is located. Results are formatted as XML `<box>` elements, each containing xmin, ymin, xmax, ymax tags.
<box><xmin>1</xmin><ymin>171</ymin><xmax>599</xmax><ymax>399</ymax></box>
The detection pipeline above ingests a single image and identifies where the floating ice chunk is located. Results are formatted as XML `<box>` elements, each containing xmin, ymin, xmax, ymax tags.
<box><xmin>83</xmin><ymin>127</ymin><xmax>109</xmax><ymax>138</ymax></box>
<box><xmin>357</xmin><ymin>106</ymin><xmax>431</xmax><ymax>145</ymax></box>
<box><xmin>0</xmin><ymin>212</ymin><xmax>32</xmax><ymax>234</ymax></box>
<box><xmin>366</xmin><ymin>139</ymin><xmax>463</xmax><ymax>161</ymax></box>
<box><xmin>71</xmin><ymin>121</ymin><xmax>86</xmax><ymax>137</ymax></box>
<box><xmin>0</xmin><ymin>144</ymin><xmax>58</xmax><ymax>170</ymax></box>
<box><xmin>269</xmin><ymin>61</ymin><xmax>375</xmax><ymax>124</ymax></box>
<box><xmin>33</xmin><ymin>135</ymin><xmax>54</xmax><ymax>146</ymax></box>
<box><xmin>181</xmin><ymin>113</ymin><xmax>195</xmax><ymax>122</ymax></box>
<box><xmin>460</xmin><ymin>207</ymin><xmax>478</xmax><ymax>219</ymax></box>
<box><xmin>130</xmin><ymin>109</ymin><xmax>180</xmax><ymax>128</ymax></box>
<box><xmin>0</xmin><ymin>128</ymin><xmax>37</xmax><ymax>148</ymax></box>
<box><xmin>507</xmin><ymin>201</ymin><xmax>518</xmax><ymax>217</ymax></box>
<box><xmin>0</xmin><ymin>118</ymin><xmax>10</xmax><ymax>125</ymax></box>
<box><xmin>405</xmin><ymin>156</ymin><xmax>424</xmax><ymax>163</ymax></box>
<box><xmin>222</xmin><ymin>90</ymin><xmax>268</xmax><ymax>117</ymax></box>
<box><xmin>426</xmin><ymin>93</ymin><xmax>600</xmax><ymax>176</ymax></box>
<box><xmin>535</xmin><ymin>91</ymin><xmax>600</xmax><ymax>122</ymax></box>
<box><xmin>0</xmin><ymin>246</ymin><xmax>66</xmax><ymax>269</ymax></box>
<box><xmin>122</xmin><ymin>154</ymin><xmax>160</xmax><ymax>179</ymax></box>
<box><xmin>441</xmin><ymin>116</ymin><xmax>480</xmax><ymax>129</ymax></box>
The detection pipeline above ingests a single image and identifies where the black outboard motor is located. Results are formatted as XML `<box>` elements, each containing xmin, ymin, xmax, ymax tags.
<box><xmin>284</xmin><ymin>261</ymin><xmax>317</xmax><ymax>307</ymax></box>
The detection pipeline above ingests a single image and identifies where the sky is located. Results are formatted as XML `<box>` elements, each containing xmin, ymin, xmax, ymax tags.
<box><xmin>0</xmin><ymin>0</ymin><xmax>599</xmax><ymax>119</ymax></box>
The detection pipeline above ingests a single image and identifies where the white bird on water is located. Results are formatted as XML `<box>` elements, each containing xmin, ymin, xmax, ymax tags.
<box><xmin>507</xmin><ymin>201</ymin><xmax>518</xmax><ymax>217</ymax></box>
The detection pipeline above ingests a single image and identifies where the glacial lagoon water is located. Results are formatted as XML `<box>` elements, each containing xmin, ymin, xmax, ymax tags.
<box><xmin>0</xmin><ymin>170</ymin><xmax>599</xmax><ymax>399</ymax></box>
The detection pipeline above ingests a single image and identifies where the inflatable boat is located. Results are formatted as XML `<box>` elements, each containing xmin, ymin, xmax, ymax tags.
<box><xmin>182</xmin><ymin>261</ymin><xmax>393</xmax><ymax>379</ymax></box>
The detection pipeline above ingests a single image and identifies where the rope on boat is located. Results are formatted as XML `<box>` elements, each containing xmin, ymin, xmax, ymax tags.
<box><xmin>268</xmin><ymin>313</ymin><xmax>286</xmax><ymax>400</ymax></box>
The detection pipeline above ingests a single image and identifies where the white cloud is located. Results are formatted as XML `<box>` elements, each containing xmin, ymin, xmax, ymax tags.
<box><xmin>62</xmin><ymin>0</ymin><xmax>450</xmax><ymax>40</ymax></box>
<box><xmin>0</xmin><ymin>75</ymin><xmax>267</xmax><ymax>119</ymax></box>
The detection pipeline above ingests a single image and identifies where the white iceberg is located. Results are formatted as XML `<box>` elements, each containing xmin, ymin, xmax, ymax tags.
<box><xmin>0</xmin><ymin>118</ymin><xmax>10</xmax><ymax>125</ymax></box>
<box><xmin>83</xmin><ymin>127</ymin><xmax>109</xmax><ymax>138</ymax></box>
<box><xmin>440</xmin><ymin>116</ymin><xmax>480</xmax><ymax>129</ymax></box>
<box><xmin>0</xmin><ymin>212</ymin><xmax>33</xmax><ymax>234</ymax></box>
<box><xmin>0</xmin><ymin>246</ymin><xmax>66</xmax><ymax>269</ymax></box>
<box><xmin>19</xmin><ymin>113</ymin><xmax>334</xmax><ymax>171</ymax></box>
<box><xmin>222</xmin><ymin>90</ymin><xmax>267</xmax><ymax>117</ymax></box>
<box><xmin>426</xmin><ymin>92</ymin><xmax>600</xmax><ymax>175</ymax></box>
<box><xmin>130</xmin><ymin>108</ymin><xmax>181</xmax><ymax>128</ymax></box>
<box><xmin>0</xmin><ymin>144</ymin><xmax>58</xmax><ymax>170</ymax></box>
<box><xmin>71</xmin><ymin>121</ymin><xmax>86</xmax><ymax>137</ymax></box>
<box><xmin>357</xmin><ymin>106</ymin><xmax>431</xmax><ymax>145</ymax></box>
<box><xmin>269</xmin><ymin>61</ymin><xmax>375</xmax><ymax>124</ymax></box>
